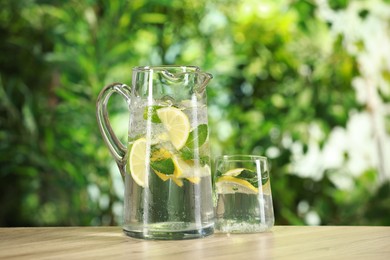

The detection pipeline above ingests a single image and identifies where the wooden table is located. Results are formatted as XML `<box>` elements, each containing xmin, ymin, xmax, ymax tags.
<box><xmin>0</xmin><ymin>226</ymin><xmax>389</xmax><ymax>259</ymax></box>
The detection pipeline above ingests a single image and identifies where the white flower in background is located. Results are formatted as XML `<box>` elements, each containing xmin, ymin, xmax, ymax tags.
<box><xmin>292</xmin><ymin>0</ymin><xmax>390</xmax><ymax>185</ymax></box>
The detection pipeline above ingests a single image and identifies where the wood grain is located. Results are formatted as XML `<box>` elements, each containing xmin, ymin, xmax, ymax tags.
<box><xmin>0</xmin><ymin>226</ymin><xmax>389</xmax><ymax>259</ymax></box>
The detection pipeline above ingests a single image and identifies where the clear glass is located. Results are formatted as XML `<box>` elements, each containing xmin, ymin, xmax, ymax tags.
<box><xmin>96</xmin><ymin>66</ymin><xmax>214</xmax><ymax>239</ymax></box>
<box><xmin>214</xmin><ymin>155</ymin><xmax>274</xmax><ymax>233</ymax></box>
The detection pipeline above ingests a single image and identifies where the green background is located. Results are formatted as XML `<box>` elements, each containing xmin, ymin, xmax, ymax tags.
<box><xmin>1</xmin><ymin>0</ymin><xmax>389</xmax><ymax>226</ymax></box>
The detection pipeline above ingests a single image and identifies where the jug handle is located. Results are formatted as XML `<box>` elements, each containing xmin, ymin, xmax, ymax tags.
<box><xmin>96</xmin><ymin>83</ymin><xmax>131</xmax><ymax>177</ymax></box>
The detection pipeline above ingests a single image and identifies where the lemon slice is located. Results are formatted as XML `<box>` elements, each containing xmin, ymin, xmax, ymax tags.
<box><xmin>196</xmin><ymin>164</ymin><xmax>211</xmax><ymax>178</ymax></box>
<box><xmin>153</xmin><ymin>169</ymin><xmax>184</xmax><ymax>187</ymax></box>
<box><xmin>186</xmin><ymin>177</ymin><xmax>201</xmax><ymax>184</ymax></box>
<box><xmin>150</xmin><ymin>147</ymin><xmax>171</xmax><ymax>161</ymax></box>
<box><xmin>149</xmin><ymin>147</ymin><xmax>187</xmax><ymax>187</ymax></box>
<box><xmin>172</xmin><ymin>155</ymin><xmax>192</xmax><ymax>178</ymax></box>
<box><xmin>223</xmin><ymin>168</ymin><xmax>246</xmax><ymax>177</ymax></box>
<box><xmin>216</xmin><ymin>176</ymin><xmax>258</xmax><ymax>194</ymax></box>
<box><xmin>172</xmin><ymin>177</ymin><xmax>184</xmax><ymax>187</ymax></box>
<box><xmin>172</xmin><ymin>156</ymin><xmax>210</xmax><ymax>184</ymax></box>
<box><xmin>153</xmin><ymin>168</ymin><xmax>185</xmax><ymax>187</ymax></box>
<box><xmin>154</xmin><ymin>170</ymin><xmax>171</xmax><ymax>181</ymax></box>
<box><xmin>173</xmin><ymin>156</ymin><xmax>210</xmax><ymax>177</ymax></box>
<box><xmin>127</xmin><ymin>138</ymin><xmax>148</xmax><ymax>187</ymax></box>
<box><xmin>157</xmin><ymin>107</ymin><xmax>190</xmax><ymax>150</ymax></box>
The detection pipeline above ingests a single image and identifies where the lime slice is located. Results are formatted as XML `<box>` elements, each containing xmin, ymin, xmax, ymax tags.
<box><xmin>157</xmin><ymin>107</ymin><xmax>190</xmax><ymax>150</ymax></box>
<box><xmin>216</xmin><ymin>176</ymin><xmax>258</xmax><ymax>194</ymax></box>
<box><xmin>127</xmin><ymin>138</ymin><xmax>148</xmax><ymax>187</ymax></box>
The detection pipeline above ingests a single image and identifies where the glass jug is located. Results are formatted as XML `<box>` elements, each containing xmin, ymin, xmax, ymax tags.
<box><xmin>96</xmin><ymin>66</ymin><xmax>214</xmax><ymax>240</ymax></box>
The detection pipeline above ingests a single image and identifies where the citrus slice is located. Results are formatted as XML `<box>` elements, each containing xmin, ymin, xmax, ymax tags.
<box><xmin>154</xmin><ymin>168</ymin><xmax>185</xmax><ymax>187</ymax></box>
<box><xmin>186</xmin><ymin>177</ymin><xmax>201</xmax><ymax>184</ymax></box>
<box><xmin>171</xmin><ymin>177</ymin><xmax>184</xmax><ymax>187</ymax></box>
<box><xmin>127</xmin><ymin>138</ymin><xmax>148</xmax><ymax>187</ymax></box>
<box><xmin>223</xmin><ymin>168</ymin><xmax>246</xmax><ymax>177</ymax></box>
<box><xmin>172</xmin><ymin>156</ymin><xmax>210</xmax><ymax>177</ymax></box>
<box><xmin>154</xmin><ymin>170</ymin><xmax>183</xmax><ymax>187</ymax></box>
<box><xmin>149</xmin><ymin>147</ymin><xmax>186</xmax><ymax>187</ymax></box>
<box><xmin>172</xmin><ymin>155</ymin><xmax>192</xmax><ymax>178</ymax></box>
<box><xmin>216</xmin><ymin>176</ymin><xmax>258</xmax><ymax>194</ymax></box>
<box><xmin>154</xmin><ymin>170</ymin><xmax>171</xmax><ymax>181</ymax></box>
<box><xmin>172</xmin><ymin>156</ymin><xmax>211</xmax><ymax>184</ymax></box>
<box><xmin>196</xmin><ymin>164</ymin><xmax>211</xmax><ymax>178</ymax></box>
<box><xmin>156</xmin><ymin>107</ymin><xmax>190</xmax><ymax>150</ymax></box>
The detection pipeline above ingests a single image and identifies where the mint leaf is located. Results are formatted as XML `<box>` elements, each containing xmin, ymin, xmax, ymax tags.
<box><xmin>234</xmin><ymin>169</ymin><xmax>256</xmax><ymax>188</ymax></box>
<box><xmin>235</xmin><ymin>169</ymin><xmax>269</xmax><ymax>187</ymax></box>
<box><xmin>239</xmin><ymin>169</ymin><xmax>257</xmax><ymax>179</ymax></box>
<box><xmin>143</xmin><ymin>105</ymin><xmax>162</xmax><ymax>123</ymax></box>
<box><xmin>180</xmin><ymin>147</ymin><xmax>194</xmax><ymax>160</ymax></box>
<box><xmin>185</xmin><ymin>124</ymin><xmax>208</xmax><ymax>149</ymax></box>
<box><xmin>261</xmin><ymin>171</ymin><xmax>269</xmax><ymax>185</ymax></box>
<box><xmin>150</xmin><ymin>158</ymin><xmax>174</xmax><ymax>175</ymax></box>
<box><xmin>199</xmin><ymin>155</ymin><xmax>210</xmax><ymax>166</ymax></box>
<box><xmin>180</xmin><ymin>147</ymin><xmax>209</xmax><ymax>165</ymax></box>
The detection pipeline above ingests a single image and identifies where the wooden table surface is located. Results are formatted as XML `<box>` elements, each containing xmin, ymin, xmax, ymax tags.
<box><xmin>0</xmin><ymin>226</ymin><xmax>389</xmax><ymax>259</ymax></box>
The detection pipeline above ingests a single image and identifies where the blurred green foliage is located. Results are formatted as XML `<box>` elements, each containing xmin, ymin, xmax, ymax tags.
<box><xmin>0</xmin><ymin>0</ymin><xmax>389</xmax><ymax>226</ymax></box>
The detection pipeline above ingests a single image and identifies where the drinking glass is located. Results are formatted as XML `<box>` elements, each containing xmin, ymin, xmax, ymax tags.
<box><xmin>214</xmin><ymin>155</ymin><xmax>274</xmax><ymax>233</ymax></box>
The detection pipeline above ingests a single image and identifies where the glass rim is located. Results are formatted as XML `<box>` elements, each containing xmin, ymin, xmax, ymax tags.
<box><xmin>132</xmin><ymin>65</ymin><xmax>201</xmax><ymax>72</ymax></box>
<box><xmin>215</xmin><ymin>154</ymin><xmax>268</xmax><ymax>162</ymax></box>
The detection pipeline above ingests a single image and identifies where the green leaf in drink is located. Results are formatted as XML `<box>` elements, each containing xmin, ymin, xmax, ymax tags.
<box><xmin>237</xmin><ymin>169</ymin><xmax>259</xmax><ymax>188</ymax></box>
<box><xmin>218</xmin><ymin>168</ymin><xmax>269</xmax><ymax>189</ymax></box>
<box><xmin>235</xmin><ymin>169</ymin><xmax>269</xmax><ymax>187</ymax></box>
<box><xmin>150</xmin><ymin>158</ymin><xmax>175</xmax><ymax>175</ymax></box>
<box><xmin>180</xmin><ymin>147</ymin><xmax>194</xmax><ymax>160</ymax></box>
<box><xmin>143</xmin><ymin>105</ymin><xmax>162</xmax><ymax>123</ymax></box>
<box><xmin>261</xmin><ymin>171</ymin><xmax>269</xmax><ymax>185</ymax></box>
<box><xmin>178</xmin><ymin>124</ymin><xmax>209</xmax><ymax>163</ymax></box>
<box><xmin>185</xmin><ymin>124</ymin><xmax>208</xmax><ymax>149</ymax></box>
<box><xmin>180</xmin><ymin>147</ymin><xmax>210</xmax><ymax>166</ymax></box>
<box><xmin>239</xmin><ymin>169</ymin><xmax>257</xmax><ymax>179</ymax></box>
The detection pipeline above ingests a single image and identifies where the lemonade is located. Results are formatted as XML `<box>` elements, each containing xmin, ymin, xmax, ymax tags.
<box><xmin>96</xmin><ymin>66</ymin><xmax>214</xmax><ymax>239</ymax></box>
<box><xmin>214</xmin><ymin>156</ymin><xmax>275</xmax><ymax>233</ymax></box>
<box><xmin>123</xmin><ymin>98</ymin><xmax>214</xmax><ymax>239</ymax></box>
<box><xmin>215</xmin><ymin>181</ymin><xmax>274</xmax><ymax>233</ymax></box>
